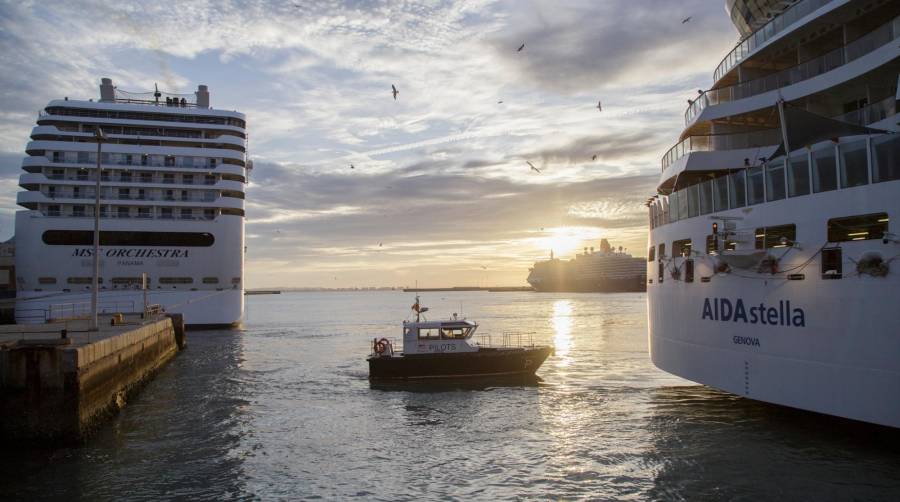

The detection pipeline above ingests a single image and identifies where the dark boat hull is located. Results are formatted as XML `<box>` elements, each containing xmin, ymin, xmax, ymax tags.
<box><xmin>368</xmin><ymin>347</ymin><xmax>553</xmax><ymax>380</ymax></box>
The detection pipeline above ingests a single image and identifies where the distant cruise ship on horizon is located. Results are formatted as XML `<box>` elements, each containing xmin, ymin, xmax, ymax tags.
<box><xmin>647</xmin><ymin>0</ymin><xmax>900</xmax><ymax>427</ymax></box>
<box><xmin>14</xmin><ymin>78</ymin><xmax>248</xmax><ymax>327</ymax></box>
<box><xmin>527</xmin><ymin>239</ymin><xmax>646</xmax><ymax>292</ymax></box>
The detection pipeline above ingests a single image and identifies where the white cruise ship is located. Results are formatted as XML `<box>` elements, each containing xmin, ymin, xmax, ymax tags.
<box><xmin>647</xmin><ymin>0</ymin><xmax>900</xmax><ymax>427</ymax></box>
<box><xmin>14</xmin><ymin>78</ymin><xmax>247</xmax><ymax>327</ymax></box>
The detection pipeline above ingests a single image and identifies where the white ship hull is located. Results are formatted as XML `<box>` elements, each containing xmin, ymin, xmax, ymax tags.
<box><xmin>649</xmin><ymin>165</ymin><xmax>900</xmax><ymax>428</ymax></box>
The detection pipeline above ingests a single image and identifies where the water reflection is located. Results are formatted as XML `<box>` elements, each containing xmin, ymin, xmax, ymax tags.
<box><xmin>551</xmin><ymin>299</ymin><xmax>573</xmax><ymax>364</ymax></box>
<box><xmin>646</xmin><ymin>385</ymin><xmax>900</xmax><ymax>501</ymax></box>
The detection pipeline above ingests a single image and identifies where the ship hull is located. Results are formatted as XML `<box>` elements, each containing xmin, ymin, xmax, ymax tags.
<box><xmin>528</xmin><ymin>276</ymin><xmax>646</xmax><ymax>293</ymax></box>
<box><xmin>648</xmin><ymin>182</ymin><xmax>900</xmax><ymax>428</ymax></box>
<box><xmin>368</xmin><ymin>347</ymin><xmax>553</xmax><ymax>380</ymax></box>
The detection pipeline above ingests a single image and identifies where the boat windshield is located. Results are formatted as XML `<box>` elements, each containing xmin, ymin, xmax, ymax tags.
<box><xmin>440</xmin><ymin>327</ymin><xmax>471</xmax><ymax>339</ymax></box>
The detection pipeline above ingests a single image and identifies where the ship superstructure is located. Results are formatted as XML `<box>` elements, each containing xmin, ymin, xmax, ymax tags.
<box><xmin>527</xmin><ymin>239</ymin><xmax>646</xmax><ymax>292</ymax></box>
<box><xmin>647</xmin><ymin>0</ymin><xmax>900</xmax><ymax>427</ymax></box>
<box><xmin>14</xmin><ymin>78</ymin><xmax>248</xmax><ymax>326</ymax></box>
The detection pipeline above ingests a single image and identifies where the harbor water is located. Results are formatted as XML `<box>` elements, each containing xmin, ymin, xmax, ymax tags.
<box><xmin>2</xmin><ymin>291</ymin><xmax>899</xmax><ymax>500</ymax></box>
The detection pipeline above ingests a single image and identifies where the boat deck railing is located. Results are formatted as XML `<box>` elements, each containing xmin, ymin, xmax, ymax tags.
<box><xmin>476</xmin><ymin>331</ymin><xmax>537</xmax><ymax>349</ymax></box>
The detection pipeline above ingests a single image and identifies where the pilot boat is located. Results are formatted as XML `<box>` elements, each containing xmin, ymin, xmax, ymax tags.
<box><xmin>367</xmin><ymin>298</ymin><xmax>554</xmax><ymax>380</ymax></box>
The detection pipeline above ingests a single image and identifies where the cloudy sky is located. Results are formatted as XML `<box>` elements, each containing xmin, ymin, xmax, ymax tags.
<box><xmin>0</xmin><ymin>0</ymin><xmax>738</xmax><ymax>288</ymax></box>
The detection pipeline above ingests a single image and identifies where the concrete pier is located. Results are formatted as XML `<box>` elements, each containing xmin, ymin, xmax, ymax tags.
<box><xmin>0</xmin><ymin>314</ymin><xmax>185</xmax><ymax>442</ymax></box>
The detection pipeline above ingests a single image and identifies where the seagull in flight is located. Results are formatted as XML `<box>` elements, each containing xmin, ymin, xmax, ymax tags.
<box><xmin>682</xmin><ymin>16</ymin><xmax>692</xmax><ymax>24</ymax></box>
<box><xmin>517</xmin><ymin>43</ymin><xmax>525</xmax><ymax>52</ymax></box>
<box><xmin>392</xmin><ymin>84</ymin><xmax>399</xmax><ymax>100</ymax></box>
<box><xmin>527</xmin><ymin>161</ymin><xmax>541</xmax><ymax>173</ymax></box>
<box><xmin>592</xmin><ymin>154</ymin><xmax>598</xmax><ymax>161</ymax></box>
<box><xmin>596</xmin><ymin>101</ymin><xmax>602</xmax><ymax>112</ymax></box>
<box><xmin>379</xmin><ymin>242</ymin><xmax>383</xmax><ymax>247</ymax></box>
<box><xmin>350</xmin><ymin>163</ymin><xmax>355</xmax><ymax>169</ymax></box>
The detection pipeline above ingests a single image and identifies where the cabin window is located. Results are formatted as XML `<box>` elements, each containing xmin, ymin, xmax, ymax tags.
<box><xmin>159</xmin><ymin>277</ymin><xmax>193</xmax><ymax>284</ymax></box>
<box><xmin>755</xmin><ymin>224</ymin><xmax>796</xmax><ymax>249</ymax></box>
<box><xmin>658</xmin><ymin>243</ymin><xmax>665</xmax><ymax>260</ymax></box>
<box><xmin>706</xmin><ymin>235</ymin><xmax>717</xmax><ymax>254</ymax></box>
<box><xmin>699</xmin><ymin>180</ymin><xmax>713</xmax><ymax>215</ymax></box>
<box><xmin>747</xmin><ymin>166</ymin><xmax>765</xmax><ymax>205</ymax></box>
<box><xmin>872</xmin><ymin>135</ymin><xmax>900</xmax><ymax>183</ymax></box>
<box><xmin>821</xmin><ymin>247</ymin><xmax>842</xmax><ymax>279</ymax></box>
<box><xmin>672</xmin><ymin>239</ymin><xmax>692</xmax><ymax>257</ymax></box>
<box><xmin>839</xmin><ymin>140</ymin><xmax>868</xmax><ymax>188</ymax></box>
<box><xmin>787</xmin><ymin>153</ymin><xmax>810</xmax><ymax>197</ymax></box>
<box><xmin>687</xmin><ymin>184</ymin><xmax>699</xmax><ymax>218</ymax></box>
<box><xmin>827</xmin><ymin>213</ymin><xmax>888</xmax><ymax>242</ymax></box>
<box><xmin>418</xmin><ymin>328</ymin><xmax>440</xmax><ymax>340</ymax></box>
<box><xmin>440</xmin><ymin>327</ymin><xmax>471</xmax><ymax>339</ymax></box>
<box><xmin>728</xmin><ymin>170</ymin><xmax>747</xmax><ymax>208</ymax></box>
<box><xmin>678</xmin><ymin>188</ymin><xmax>689</xmax><ymax>220</ymax></box>
<box><xmin>647</xmin><ymin>246</ymin><xmax>655</xmax><ymax>262</ymax></box>
<box><xmin>111</xmin><ymin>277</ymin><xmax>144</xmax><ymax>285</ymax></box>
<box><xmin>765</xmin><ymin>159</ymin><xmax>786</xmax><ymax>201</ymax></box>
<box><xmin>202</xmin><ymin>277</ymin><xmax>219</xmax><ymax>284</ymax></box>
<box><xmin>684</xmin><ymin>259</ymin><xmax>694</xmax><ymax>283</ymax></box>
<box><xmin>38</xmin><ymin>277</ymin><xmax>57</xmax><ymax>284</ymax></box>
<box><xmin>812</xmin><ymin>145</ymin><xmax>837</xmax><ymax>193</ymax></box>
<box><xmin>68</xmin><ymin>277</ymin><xmax>102</xmax><ymax>284</ymax></box>
<box><xmin>713</xmin><ymin>176</ymin><xmax>728</xmax><ymax>211</ymax></box>
<box><xmin>669</xmin><ymin>191</ymin><xmax>680</xmax><ymax>222</ymax></box>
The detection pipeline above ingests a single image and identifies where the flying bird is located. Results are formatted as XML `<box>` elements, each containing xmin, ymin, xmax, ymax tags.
<box><xmin>497</xmin><ymin>100</ymin><xmax>503</xmax><ymax>104</ymax></box>
<box><xmin>392</xmin><ymin>84</ymin><xmax>399</xmax><ymax>100</ymax></box>
<box><xmin>682</xmin><ymin>16</ymin><xmax>692</xmax><ymax>24</ymax></box>
<box><xmin>596</xmin><ymin>101</ymin><xmax>602</xmax><ymax>112</ymax></box>
<box><xmin>350</xmin><ymin>163</ymin><xmax>355</xmax><ymax>169</ymax></box>
<box><xmin>517</xmin><ymin>43</ymin><xmax>525</xmax><ymax>52</ymax></box>
<box><xmin>592</xmin><ymin>154</ymin><xmax>598</xmax><ymax>161</ymax></box>
<box><xmin>527</xmin><ymin>161</ymin><xmax>541</xmax><ymax>173</ymax></box>
<box><xmin>379</xmin><ymin>242</ymin><xmax>383</xmax><ymax>247</ymax></box>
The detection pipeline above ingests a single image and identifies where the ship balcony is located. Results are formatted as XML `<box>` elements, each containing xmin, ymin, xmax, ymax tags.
<box><xmin>663</xmin><ymin>95</ymin><xmax>897</xmax><ymax>171</ymax></box>
<box><xmin>684</xmin><ymin>15</ymin><xmax>900</xmax><ymax>128</ymax></box>
<box><xmin>713</xmin><ymin>0</ymin><xmax>843</xmax><ymax>87</ymax></box>
<box><xmin>29</xmin><ymin>125</ymin><xmax>246</xmax><ymax>150</ymax></box>
<box><xmin>21</xmin><ymin>191</ymin><xmax>243</xmax><ymax>209</ymax></box>
<box><xmin>21</xmin><ymin>155</ymin><xmax>247</xmax><ymax>177</ymax></box>
<box><xmin>21</xmin><ymin>173</ymin><xmax>245</xmax><ymax>192</ymax></box>
<box><xmin>37</xmin><ymin>113</ymin><xmax>246</xmax><ymax>135</ymax></box>
<box><xmin>24</xmin><ymin>140</ymin><xmax>246</xmax><ymax>163</ymax></box>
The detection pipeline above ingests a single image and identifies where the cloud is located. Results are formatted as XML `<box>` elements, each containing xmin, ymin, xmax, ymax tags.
<box><xmin>0</xmin><ymin>0</ymin><xmax>738</xmax><ymax>286</ymax></box>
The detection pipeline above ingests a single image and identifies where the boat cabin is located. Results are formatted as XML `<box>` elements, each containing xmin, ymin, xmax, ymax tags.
<box><xmin>400</xmin><ymin>318</ymin><xmax>479</xmax><ymax>355</ymax></box>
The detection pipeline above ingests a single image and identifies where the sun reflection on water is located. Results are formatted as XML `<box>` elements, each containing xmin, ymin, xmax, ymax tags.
<box><xmin>552</xmin><ymin>300</ymin><xmax>573</xmax><ymax>365</ymax></box>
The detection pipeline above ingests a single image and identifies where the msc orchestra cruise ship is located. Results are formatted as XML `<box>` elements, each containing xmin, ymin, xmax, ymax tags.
<box><xmin>14</xmin><ymin>78</ymin><xmax>248</xmax><ymax>327</ymax></box>
<box><xmin>647</xmin><ymin>0</ymin><xmax>900</xmax><ymax>427</ymax></box>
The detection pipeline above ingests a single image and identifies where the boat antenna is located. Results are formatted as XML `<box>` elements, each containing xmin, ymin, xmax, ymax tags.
<box><xmin>153</xmin><ymin>83</ymin><xmax>161</xmax><ymax>104</ymax></box>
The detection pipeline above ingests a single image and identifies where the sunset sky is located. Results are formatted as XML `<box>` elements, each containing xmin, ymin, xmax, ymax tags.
<box><xmin>0</xmin><ymin>0</ymin><xmax>738</xmax><ymax>288</ymax></box>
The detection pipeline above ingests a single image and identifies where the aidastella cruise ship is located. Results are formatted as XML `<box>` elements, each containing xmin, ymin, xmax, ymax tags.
<box><xmin>14</xmin><ymin>78</ymin><xmax>248</xmax><ymax>327</ymax></box>
<box><xmin>647</xmin><ymin>0</ymin><xmax>899</xmax><ymax>427</ymax></box>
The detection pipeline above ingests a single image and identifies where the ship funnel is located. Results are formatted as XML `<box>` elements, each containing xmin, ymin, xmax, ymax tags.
<box><xmin>99</xmin><ymin>78</ymin><xmax>115</xmax><ymax>102</ymax></box>
<box><xmin>196</xmin><ymin>84</ymin><xmax>210</xmax><ymax>108</ymax></box>
<box><xmin>600</xmin><ymin>238</ymin><xmax>611</xmax><ymax>253</ymax></box>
